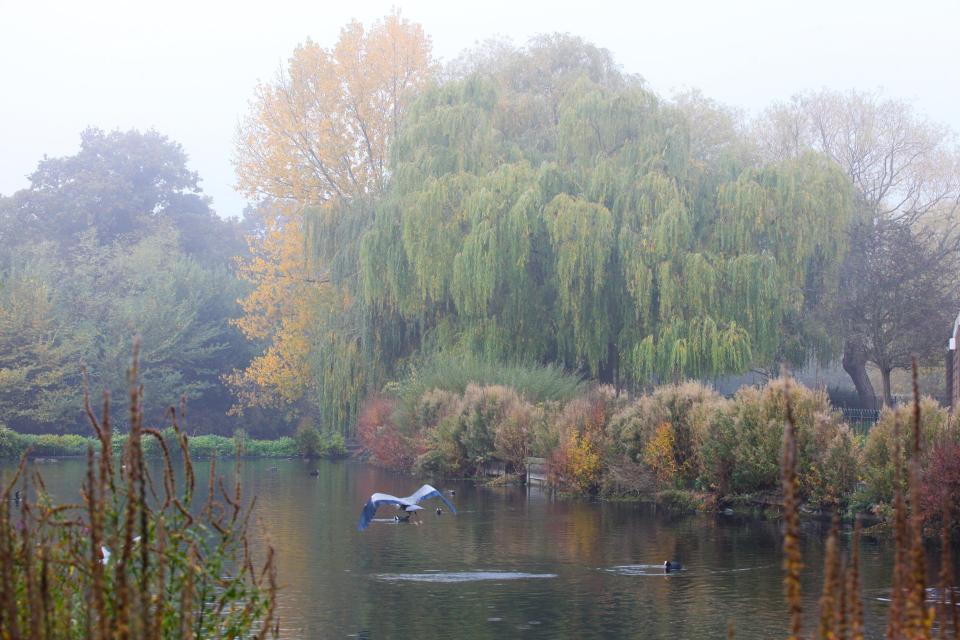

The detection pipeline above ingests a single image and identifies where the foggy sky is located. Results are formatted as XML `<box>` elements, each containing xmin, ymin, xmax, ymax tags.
<box><xmin>1</xmin><ymin>0</ymin><xmax>957</xmax><ymax>219</ymax></box>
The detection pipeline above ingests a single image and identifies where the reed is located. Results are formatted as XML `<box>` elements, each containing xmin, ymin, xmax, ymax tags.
<box><xmin>782</xmin><ymin>378</ymin><xmax>804</xmax><ymax>640</ymax></box>
<box><xmin>0</xmin><ymin>342</ymin><xmax>278</xmax><ymax>638</ymax></box>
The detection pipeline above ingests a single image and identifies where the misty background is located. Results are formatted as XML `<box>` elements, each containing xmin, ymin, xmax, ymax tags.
<box><xmin>2</xmin><ymin>0</ymin><xmax>958</xmax><ymax>217</ymax></box>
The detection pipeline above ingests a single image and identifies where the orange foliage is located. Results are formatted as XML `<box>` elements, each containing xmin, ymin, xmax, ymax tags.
<box><xmin>235</xmin><ymin>12</ymin><xmax>434</xmax><ymax>204</ymax></box>
<box><xmin>642</xmin><ymin>422</ymin><xmax>677</xmax><ymax>487</ymax></box>
<box><xmin>550</xmin><ymin>431</ymin><xmax>603</xmax><ymax>494</ymax></box>
<box><xmin>229</xmin><ymin>13</ymin><xmax>434</xmax><ymax>414</ymax></box>
<box><xmin>227</xmin><ymin>206</ymin><xmax>328</xmax><ymax>409</ymax></box>
<box><xmin>358</xmin><ymin>395</ymin><xmax>415</xmax><ymax>471</ymax></box>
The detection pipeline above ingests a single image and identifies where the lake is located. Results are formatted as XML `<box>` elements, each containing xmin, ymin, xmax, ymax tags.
<box><xmin>8</xmin><ymin>457</ymin><xmax>956</xmax><ymax>639</ymax></box>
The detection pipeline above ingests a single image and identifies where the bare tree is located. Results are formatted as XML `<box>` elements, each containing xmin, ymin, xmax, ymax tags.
<box><xmin>756</xmin><ymin>89</ymin><xmax>960</xmax><ymax>408</ymax></box>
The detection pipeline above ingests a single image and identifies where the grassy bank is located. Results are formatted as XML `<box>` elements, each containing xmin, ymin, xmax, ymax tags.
<box><xmin>359</xmin><ymin>364</ymin><xmax>960</xmax><ymax>528</ymax></box>
<box><xmin>0</xmin><ymin>426</ymin><xmax>346</xmax><ymax>460</ymax></box>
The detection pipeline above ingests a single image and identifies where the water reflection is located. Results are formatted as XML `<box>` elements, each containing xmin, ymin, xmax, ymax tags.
<box><xmin>7</xmin><ymin>457</ymin><xmax>959</xmax><ymax>639</ymax></box>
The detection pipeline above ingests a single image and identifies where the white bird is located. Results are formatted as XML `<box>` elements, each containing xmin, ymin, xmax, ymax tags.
<box><xmin>357</xmin><ymin>484</ymin><xmax>456</xmax><ymax>531</ymax></box>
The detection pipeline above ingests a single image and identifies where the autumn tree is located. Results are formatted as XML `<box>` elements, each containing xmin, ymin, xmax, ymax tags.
<box><xmin>231</xmin><ymin>13</ymin><xmax>434</xmax><ymax>428</ymax></box>
<box><xmin>757</xmin><ymin>90</ymin><xmax>960</xmax><ymax>407</ymax></box>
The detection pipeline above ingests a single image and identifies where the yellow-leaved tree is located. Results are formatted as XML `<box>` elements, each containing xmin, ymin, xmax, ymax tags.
<box><xmin>229</xmin><ymin>13</ymin><xmax>434</xmax><ymax>427</ymax></box>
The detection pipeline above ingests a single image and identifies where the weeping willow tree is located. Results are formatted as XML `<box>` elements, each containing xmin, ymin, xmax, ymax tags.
<box><xmin>358</xmin><ymin>43</ymin><xmax>854</xmax><ymax>388</ymax></box>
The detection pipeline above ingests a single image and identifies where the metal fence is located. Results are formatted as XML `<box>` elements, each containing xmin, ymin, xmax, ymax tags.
<box><xmin>840</xmin><ymin>407</ymin><xmax>881</xmax><ymax>436</ymax></box>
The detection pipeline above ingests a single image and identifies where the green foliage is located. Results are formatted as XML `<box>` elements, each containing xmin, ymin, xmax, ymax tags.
<box><xmin>397</xmin><ymin>352</ymin><xmax>584</xmax><ymax>412</ymax></box>
<box><xmin>0</xmin><ymin>227</ymin><xmax>251</xmax><ymax>433</ymax></box>
<box><xmin>359</xmin><ymin>42</ymin><xmax>854</xmax><ymax>394</ymax></box>
<box><xmin>0</xmin><ymin>427</ymin><xmax>25</xmax><ymax>459</ymax></box>
<box><xmin>857</xmin><ymin>399</ymin><xmax>958</xmax><ymax>509</ymax></box>
<box><xmin>0</xmin><ymin>430</ymin><xmax>297</xmax><ymax>460</ymax></box>
<box><xmin>295</xmin><ymin>421</ymin><xmax>324</xmax><ymax>458</ymax></box>
<box><xmin>698</xmin><ymin>378</ymin><xmax>857</xmax><ymax>505</ymax></box>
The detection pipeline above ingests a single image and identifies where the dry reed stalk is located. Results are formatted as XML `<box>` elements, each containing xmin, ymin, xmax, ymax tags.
<box><xmin>848</xmin><ymin>518</ymin><xmax>865</xmax><ymax>640</ymax></box>
<box><xmin>889</xmin><ymin>410</ymin><xmax>908</xmax><ymax>639</ymax></box>
<box><xmin>0</xmin><ymin>340</ymin><xmax>279</xmax><ymax>639</ymax></box>
<box><xmin>782</xmin><ymin>379</ymin><xmax>804</xmax><ymax>640</ymax></box>
<box><xmin>837</xmin><ymin>554</ymin><xmax>849</xmax><ymax>640</ymax></box>
<box><xmin>905</xmin><ymin>359</ymin><xmax>933</xmax><ymax>639</ymax></box>
<box><xmin>85</xmin><ymin>447</ymin><xmax>107</xmax><ymax>640</ymax></box>
<box><xmin>820</xmin><ymin>513</ymin><xmax>842</xmax><ymax>638</ymax></box>
<box><xmin>939</xmin><ymin>489</ymin><xmax>958</xmax><ymax>639</ymax></box>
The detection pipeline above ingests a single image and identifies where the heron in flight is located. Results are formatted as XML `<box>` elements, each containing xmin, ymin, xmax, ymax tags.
<box><xmin>357</xmin><ymin>484</ymin><xmax>457</xmax><ymax>531</ymax></box>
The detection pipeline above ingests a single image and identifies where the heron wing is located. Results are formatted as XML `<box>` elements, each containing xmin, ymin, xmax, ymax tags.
<box><xmin>357</xmin><ymin>493</ymin><xmax>407</xmax><ymax>531</ymax></box>
<box><xmin>403</xmin><ymin>484</ymin><xmax>457</xmax><ymax>514</ymax></box>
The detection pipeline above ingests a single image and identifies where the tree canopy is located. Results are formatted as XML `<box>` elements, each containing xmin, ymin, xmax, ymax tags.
<box><xmin>359</xmin><ymin>51</ymin><xmax>854</xmax><ymax>389</ymax></box>
<box><xmin>229</xmin><ymin>12</ymin><xmax>436</xmax><ymax>429</ymax></box>
<box><xmin>0</xmin><ymin>130</ymin><xmax>251</xmax><ymax>433</ymax></box>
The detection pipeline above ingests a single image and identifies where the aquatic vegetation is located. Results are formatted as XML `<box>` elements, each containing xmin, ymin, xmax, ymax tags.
<box><xmin>0</xmin><ymin>344</ymin><xmax>278</xmax><ymax>638</ymax></box>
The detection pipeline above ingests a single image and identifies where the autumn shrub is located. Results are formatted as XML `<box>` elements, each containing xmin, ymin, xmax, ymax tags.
<box><xmin>493</xmin><ymin>400</ymin><xmax>543</xmax><ymax>471</ymax></box>
<box><xmin>453</xmin><ymin>384</ymin><xmax>519</xmax><ymax>471</ymax></box>
<box><xmin>699</xmin><ymin>378</ymin><xmax>855</xmax><ymax>504</ymax></box>
<box><xmin>547</xmin><ymin>386</ymin><xmax>617</xmax><ymax>492</ymax></box>
<box><xmin>859</xmin><ymin>398</ymin><xmax>958</xmax><ymax>511</ymax></box>
<box><xmin>549</xmin><ymin>430</ymin><xmax>603</xmax><ymax>494</ymax></box>
<box><xmin>921</xmin><ymin>440</ymin><xmax>960</xmax><ymax>530</ymax></box>
<box><xmin>643</xmin><ymin>422</ymin><xmax>678</xmax><ymax>488</ymax></box>
<box><xmin>358</xmin><ymin>395</ymin><xmax>415</xmax><ymax>471</ymax></box>
<box><xmin>607</xmin><ymin>382</ymin><xmax>725</xmax><ymax>490</ymax></box>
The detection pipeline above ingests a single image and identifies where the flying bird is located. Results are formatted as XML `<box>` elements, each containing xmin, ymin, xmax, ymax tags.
<box><xmin>357</xmin><ymin>484</ymin><xmax>457</xmax><ymax>531</ymax></box>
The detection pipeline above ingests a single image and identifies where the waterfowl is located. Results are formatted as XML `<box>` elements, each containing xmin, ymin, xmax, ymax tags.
<box><xmin>357</xmin><ymin>484</ymin><xmax>457</xmax><ymax>531</ymax></box>
<box><xmin>309</xmin><ymin>469</ymin><xmax>320</xmax><ymax>477</ymax></box>
<box><xmin>664</xmin><ymin>561</ymin><xmax>683</xmax><ymax>572</ymax></box>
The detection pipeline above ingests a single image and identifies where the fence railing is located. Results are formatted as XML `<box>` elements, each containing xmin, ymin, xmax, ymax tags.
<box><xmin>840</xmin><ymin>408</ymin><xmax>881</xmax><ymax>435</ymax></box>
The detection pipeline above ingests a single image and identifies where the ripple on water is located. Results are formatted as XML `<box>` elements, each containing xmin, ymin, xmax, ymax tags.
<box><xmin>375</xmin><ymin>571</ymin><xmax>558</xmax><ymax>583</ymax></box>
<box><xmin>604</xmin><ymin>564</ymin><xmax>674</xmax><ymax>576</ymax></box>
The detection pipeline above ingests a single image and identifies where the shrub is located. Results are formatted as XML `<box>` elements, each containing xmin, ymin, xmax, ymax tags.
<box><xmin>643</xmin><ymin>422</ymin><xmax>678</xmax><ymax>488</ymax></box>
<box><xmin>921</xmin><ymin>440</ymin><xmax>960</xmax><ymax>530</ymax></box>
<box><xmin>397</xmin><ymin>352</ymin><xmax>584</xmax><ymax>410</ymax></box>
<box><xmin>0</xmin><ymin>427</ymin><xmax>25</xmax><ymax>458</ymax></box>
<box><xmin>546</xmin><ymin>385</ymin><xmax>618</xmax><ymax>492</ymax></box>
<box><xmin>358</xmin><ymin>395</ymin><xmax>414</xmax><ymax>470</ymax></box>
<box><xmin>324</xmin><ymin>431</ymin><xmax>346</xmax><ymax>457</ymax></box>
<box><xmin>699</xmin><ymin>378</ymin><xmax>855</xmax><ymax>504</ymax></box>
<box><xmin>295</xmin><ymin>420</ymin><xmax>324</xmax><ymax>458</ymax></box>
<box><xmin>860</xmin><ymin>398</ymin><xmax>958</xmax><ymax>510</ymax></box>
<box><xmin>549</xmin><ymin>430</ymin><xmax>603</xmax><ymax>494</ymax></box>
<box><xmin>494</xmin><ymin>400</ymin><xmax>542</xmax><ymax>471</ymax></box>
<box><xmin>607</xmin><ymin>382</ymin><xmax>725</xmax><ymax>489</ymax></box>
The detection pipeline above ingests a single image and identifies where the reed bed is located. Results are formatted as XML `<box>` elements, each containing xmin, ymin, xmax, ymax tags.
<box><xmin>0</xmin><ymin>343</ymin><xmax>278</xmax><ymax>639</ymax></box>
<box><xmin>776</xmin><ymin>359</ymin><xmax>957</xmax><ymax>640</ymax></box>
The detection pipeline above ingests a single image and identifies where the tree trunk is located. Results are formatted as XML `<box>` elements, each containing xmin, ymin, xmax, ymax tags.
<box><xmin>842</xmin><ymin>338</ymin><xmax>878</xmax><ymax>410</ymax></box>
<box><xmin>880</xmin><ymin>367</ymin><xmax>894</xmax><ymax>407</ymax></box>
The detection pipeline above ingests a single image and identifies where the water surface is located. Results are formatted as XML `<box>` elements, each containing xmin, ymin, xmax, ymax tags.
<box><xmin>9</xmin><ymin>458</ymin><xmax>956</xmax><ymax>639</ymax></box>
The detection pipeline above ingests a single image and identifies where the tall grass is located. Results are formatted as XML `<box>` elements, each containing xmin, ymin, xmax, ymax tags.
<box><xmin>397</xmin><ymin>352</ymin><xmax>584</xmax><ymax>408</ymax></box>
<box><xmin>0</xmin><ymin>343</ymin><xmax>278</xmax><ymax>638</ymax></box>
